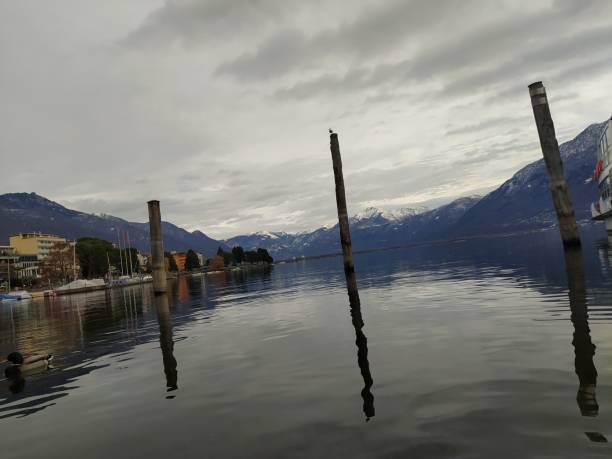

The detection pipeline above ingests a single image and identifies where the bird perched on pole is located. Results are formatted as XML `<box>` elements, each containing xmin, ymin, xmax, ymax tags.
<box><xmin>329</xmin><ymin>128</ymin><xmax>334</xmax><ymax>134</ymax></box>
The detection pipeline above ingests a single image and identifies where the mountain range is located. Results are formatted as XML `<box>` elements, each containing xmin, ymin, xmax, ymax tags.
<box><xmin>0</xmin><ymin>193</ymin><xmax>225</xmax><ymax>257</ymax></box>
<box><xmin>227</xmin><ymin>122</ymin><xmax>606</xmax><ymax>258</ymax></box>
<box><xmin>0</xmin><ymin>121</ymin><xmax>606</xmax><ymax>259</ymax></box>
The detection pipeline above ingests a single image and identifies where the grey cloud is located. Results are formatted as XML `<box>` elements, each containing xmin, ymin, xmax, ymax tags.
<box><xmin>123</xmin><ymin>0</ymin><xmax>291</xmax><ymax>48</ymax></box>
<box><xmin>2</xmin><ymin>1</ymin><xmax>611</xmax><ymax>239</ymax></box>
<box><xmin>273</xmin><ymin>4</ymin><xmax>612</xmax><ymax>101</ymax></box>
<box><xmin>217</xmin><ymin>0</ymin><xmax>484</xmax><ymax>81</ymax></box>
<box><xmin>445</xmin><ymin>116</ymin><xmax>528</xmax><ymax>137</ymax></box>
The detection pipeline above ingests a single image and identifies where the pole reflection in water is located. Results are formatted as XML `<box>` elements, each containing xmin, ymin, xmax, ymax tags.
<box><xmin>563</xmin><ymin>246</ymin><xmax>598</xmax><ymax>416</ymax></box>
<box><xmin>154</xmin><ymin>293</ymin><xmax>178</xmax><ymax>398</ymax></box>
<box><xmin>329</xmin><ymin>131</ymin><xmax>375</xmax><ymax>421</ymax></box>
<box><xmin>345</xmin><ymin>270</ymin><xmax>375</xmax><ymax>421</ymax></box>
<box><xmin>562</xmin><ymin>246</ymin><xmax>606</xmax><ymax>443</ymax></box>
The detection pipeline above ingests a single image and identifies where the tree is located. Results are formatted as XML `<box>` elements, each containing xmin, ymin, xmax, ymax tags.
<box><xmin>40</xmin><ymin>242</ymin><xmax>77</xmax><ymax>284</ymax></box>
<box><xmin>184</xmin><ymin>249</ymin><xmax>201</xmax><ymax>271</ymax></box>
<box><xmin>75</xmin><ymin>237</ymin><xmax>139</xmax><ymax>278</ymax></box>
<box><xmin>244</xmin><ymin>250</ymin><xmax>258</xmax><ymax>263</ymax></box>
<box><xmin>232</xmin><ymin>246</ymin><xmax>245</xmax><ymax>264</ymax></box>
<box><xmin>257</xmin><ymin>248</ymin><xmax>274</xmax><ymax>264</ymax></box>
<box><xmin>76</xmin><ymin>237</ymin><xmax>114</xmax><ymax>278</ymax></box>
<box><xmin>208</xmin><ymin>255</ymin><xmax>224</xmax><ymax>270</ymax></box>
<box><xmin>165</xmin><ymin>252</ymin><xmax>179</xmax><ymax>272</ymax></box>
<box><xmin>217</xmin><ymin>246</ymin><xmax>234</xmax><ymax>266</ymax></box>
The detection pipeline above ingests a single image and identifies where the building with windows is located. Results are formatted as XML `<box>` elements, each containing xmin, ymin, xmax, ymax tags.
<box><xmin>16</xmin><ymin>255</ymin><xmax>40</xmax><ymax>279</ymax></box>
<box><xmin>0</xmin><ymin>246</ymin><xmax>19</xmax><ymax>285</ymax></box>
<box><xmin>9</xmin><ymin>232</ymin><xmax>71</xmax><ymax>260</ymax></box>
<box><xmin>592</xmin><ymin>118</ymin><xmax>612</xmax><ymax>230</ymax></box>
<box><xmin>136</xmin><ymin>253</ymin><xmax>148</xmax><ymax>272</ymax></box>
<box><xmin>170</xmin><ymin>251</ymin><xmax>187</xmax><ymax>271</ymax></box>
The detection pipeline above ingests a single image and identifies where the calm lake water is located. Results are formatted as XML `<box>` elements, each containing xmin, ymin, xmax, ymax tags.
<box><xmin>3</xmin><ymin>227</ymin><xmax>612</xmax><ymax>458</ymax></box>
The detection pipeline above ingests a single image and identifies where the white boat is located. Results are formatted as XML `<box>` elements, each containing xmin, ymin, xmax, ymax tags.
<box><xmin>591</xmin><ymin>118</ymin><xmax>612</xmax><ymax>229</ymax></box>
<box><xmin>55</xmin><ymin>278</ymin><xmax>107</xmax><ymax>295</ymax></box>
<box><xmin>0</xmin><ymin>291</ymin><xmax>32</xmax><ymax>301</ymax></box>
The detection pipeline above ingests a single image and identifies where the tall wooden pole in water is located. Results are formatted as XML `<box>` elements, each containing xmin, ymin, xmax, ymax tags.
<box><xmin>528</xmin><ymin>81</ymin><xmax>581</xmax><ymax>247</ymax></box>
<box><xmin>329</xmin><ymin>131</ymin><xmax>359</xmax><ymax>300</ymax></box>
<box><xmin>329</xmin><ymin>130</ymin><xmax>374</xmax><ymax>420</ymax></box>
<box><xmin>148</xmin><ymin>200</ymin><xmax>167</xmax><ymax>294</ymax></box>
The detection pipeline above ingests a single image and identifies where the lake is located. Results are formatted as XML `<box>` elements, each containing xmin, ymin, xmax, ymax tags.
<box><xmin>2</xmin><ymin>227</ymin><xmax>612</xmax><ymax>458</ymax></box>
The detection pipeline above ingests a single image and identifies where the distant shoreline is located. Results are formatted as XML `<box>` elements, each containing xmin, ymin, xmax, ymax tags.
<box><xmin>275</xmin><ymin>221</ymin><xmax>607</xmax><ymax>264</ymax></box>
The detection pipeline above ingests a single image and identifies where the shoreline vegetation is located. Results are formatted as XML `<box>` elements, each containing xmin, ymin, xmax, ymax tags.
<box><xmin>1</xmin><ymin>238</ymin><xmax>274</xmax><ymax>296</ymax></box>
<box><xmin>4</xmin><ymin>222</ymin><xmax>602</xmax><ymax>297</ymax></box>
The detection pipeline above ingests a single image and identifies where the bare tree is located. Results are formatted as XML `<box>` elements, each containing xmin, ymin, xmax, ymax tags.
<box><xmin>39</xmin><ymin>242</ymin><xmax>77</xmax><ymax>285</ymax></box>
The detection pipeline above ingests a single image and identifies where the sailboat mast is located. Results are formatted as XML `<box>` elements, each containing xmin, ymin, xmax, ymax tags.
<box><xmin>73</xmin><ymin>241</ymin><xmax>77</xmax><ymax>280</ymax></box>
<box><xmin>127</xmin><ymin>231</ymin><xmax>134</xmax><ymax>278</ymax></box>
<box><xmin>106</xmin><ymin>251</ymin><xmax>112</xmax><ymax>281</ymax></box>
<box><xmin>116</xmin><ymin>229</ymin><xmax>124</xmax><ymax>276</ymax></box>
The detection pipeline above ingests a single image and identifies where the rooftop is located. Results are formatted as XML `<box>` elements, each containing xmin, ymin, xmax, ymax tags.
<box><xmin>10</xmin><ymin>232</ymin><xmax>65</xmax><ymax>239</ymax></box>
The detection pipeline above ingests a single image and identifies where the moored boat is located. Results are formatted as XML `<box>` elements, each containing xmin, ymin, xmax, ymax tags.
<box><xmin>0</xmin><ymin>291</ymin><xmax>32</xmax><ymax>301</ymax></box>
<box><xmin>55</xmin><ymin>278</ymin><xmax>107</xmax><ymax>295</ymax></box>
<box><xmin>591</xmin><ymin>118</ymin><xmax>612</xmax><ymax>229</ymax></box>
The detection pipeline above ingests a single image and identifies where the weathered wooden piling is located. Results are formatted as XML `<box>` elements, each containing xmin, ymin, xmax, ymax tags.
<box><xmin>147</xmin><ymin>200</ymin><xmax>167</xmax><ymax>294</ymax></box>
<box><xmin>329</xmin><ymin>131</ymin><xmax>374</xmax><ymax>420</ymax></box>
<box><xmin>330</xmin><ymin>132</ymin><xmax>358</xmax><ymax>293</ymax></box>
<box><xmin>528</xmin><ymin>81</ymin><xmax>581</xmax><ymax>247</ymax></box>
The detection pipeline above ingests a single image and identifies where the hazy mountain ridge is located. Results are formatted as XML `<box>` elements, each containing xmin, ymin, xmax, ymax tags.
<box><xmin>225</xmin><ymin>122</ymin><xmax>606</xmax><ymax>258</ymax></box>
<box><xmin>0</xmin><ymin>193</ymin><xmax>225</xmax><ymax>256</ymax></box>
<box><xmin>451</xmin><ymin>122</ymin><xmax>605</xmax><ymax>236</ymax></box>
<box><xmin>224</xmin><ymin>196</ymin><xmax>482</xmax><ymax>259</ymax></box>
<box><xmin>0</xmin><ymin>122</ymin><xmax>605</xmax><ymax>260</ymax></box>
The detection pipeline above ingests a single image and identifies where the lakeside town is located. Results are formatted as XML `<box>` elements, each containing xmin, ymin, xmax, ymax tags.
<box><xmin>0</xmin><ymin>231</ymin><xmax>273</xmax><ymax>299</ymax></box>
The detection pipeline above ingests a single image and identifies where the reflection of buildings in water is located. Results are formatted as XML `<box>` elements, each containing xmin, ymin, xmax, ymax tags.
<box><xmin>563</xmin><ymin>247</ymin><xmax>599</xmax><ymax>419</ymax></box>
<box><xmin>154</xmin><ymin>293</ymin><xmax>178</xmax><ymax>396</ymax></box>
<box><xmin>207</xmin><ymin>271</ymin><xmax>228</xmax><ymax>289</ymax></box>
<box><xmin>345</xmin><ymin>270</ymin><xmax>375</xmax><ymax>421</ymax></box>
<box><xmin>0</xmin><ymin>295</ymin><xmax>88</xmax><ymax>359</ymax></box>
<box><xmin>596</xmin><ymin>239</ymin><xmax>612</xmax><ymax>275</ymax></box>
<box><xmin>177</xmin><ymin>276</ymin><xmax>190</xmax><ymax>302</ymax></box>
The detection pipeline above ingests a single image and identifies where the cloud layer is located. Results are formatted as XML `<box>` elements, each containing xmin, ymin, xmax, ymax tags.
<box><xmin>1</xmin><ymin>0</ymin><xmax>612</xmax><ymax>238</ymax></box>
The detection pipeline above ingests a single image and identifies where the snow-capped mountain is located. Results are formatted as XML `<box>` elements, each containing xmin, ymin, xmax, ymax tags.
<box><xmin>2</xmin><ymin>121</ymin><xmax>606</xmax><ymax>261</ymax></box>
<box><xmin>452</xmin><ymin>122</ymin><xmax>605</xmax><ymax>236</ymax></box>
<box><xmin>225</xmin><ymin>120</ymin><xmax>607</xmax><ymax>259</ymax></box>
<box><xmin>224</xmin><ymin>197</ymin><xmax>481</xmax><ymax>259</ymax></box>
<box><xmin>349</xmin><ymin>206</ymin><xmax>428</xmax><ymax>228</ymax></box>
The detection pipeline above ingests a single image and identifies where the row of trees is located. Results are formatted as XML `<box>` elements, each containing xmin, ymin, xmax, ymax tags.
<box><xmin>211</xmin><ymin>246</ymin><xmax>274</xmax><ymax>268</ymax></box>
<box><xmin>76</xmin><ymin>237</ymin><xmax>139</xmax><ymax>278</ymax></box>
<box><xmin>26</xmin><ymin>237</ymin><xmax>275</xmax><ymax>282</ymax></box>
<box><xmin>37</xmin><ymin>237</ymin><xmax>141</xmax><ymax>284</ymax></box>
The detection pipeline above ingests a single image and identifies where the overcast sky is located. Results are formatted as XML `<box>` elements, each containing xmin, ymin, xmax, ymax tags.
<box><xmin>1</xmin><ymin>0</ymin><xmax>612</xmax><ymax>239</ymax></box>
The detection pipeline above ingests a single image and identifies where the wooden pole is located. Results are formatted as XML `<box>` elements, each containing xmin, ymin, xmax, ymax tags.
<box><xmin>528</xmin><ymin>81</ymin><xmax>581</xmax><ymax>247</ymax></box>
<box><xmin>329</xmin><ymin>130</ymin><xmax>374</xmax><ymax>420</ymax></box>
<box><xmin>330</xmin><ymin>132</ymin><xmax>358</xmax><ymax>289</ymax></box>
<box><xmin>147</xmin><ymin>200</ymin><xmax>167</xmax><ymax>294</ymax></box>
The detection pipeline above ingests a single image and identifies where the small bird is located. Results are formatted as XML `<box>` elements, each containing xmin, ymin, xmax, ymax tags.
<box><xmin>329</xmin><ymin>128</ymin><xmax>334</xmax><ymax>134</ymax></box>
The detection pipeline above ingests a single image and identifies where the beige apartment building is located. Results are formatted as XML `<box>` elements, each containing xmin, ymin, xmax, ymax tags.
<box><xmin>9</xmin><ymin>232</ymin><xmax>71</xmax><ymax>259</ymax></box>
